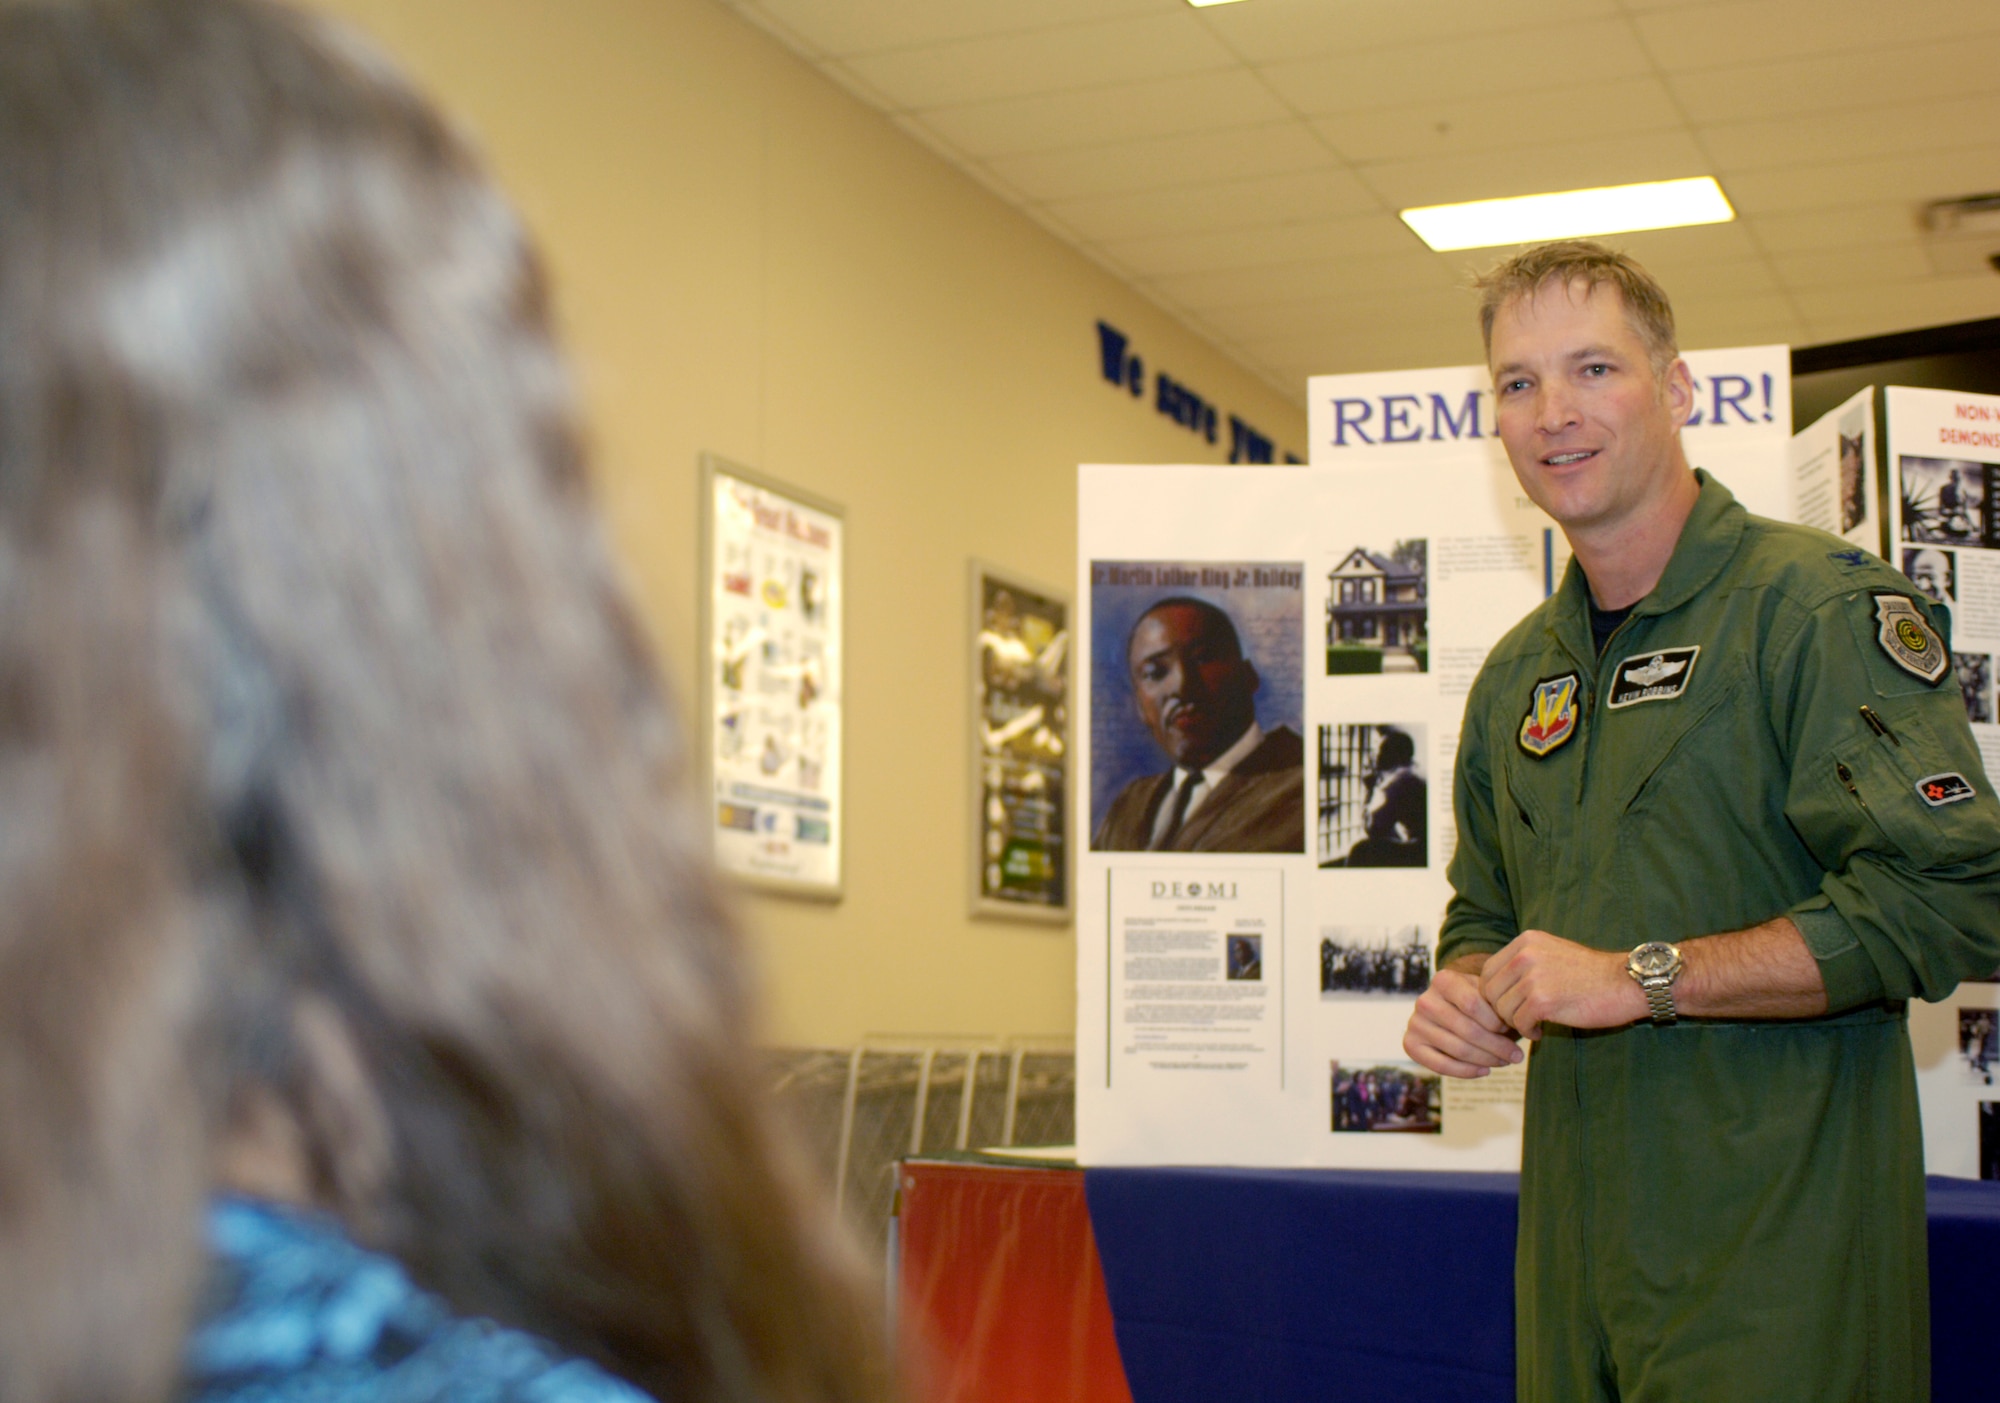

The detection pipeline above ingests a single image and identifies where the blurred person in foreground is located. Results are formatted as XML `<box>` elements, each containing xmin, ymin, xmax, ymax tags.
<box><xmin>1403</xmin><ymin>240</ymin><xmax>2000</xmax><ymax>1401</ymax></box>
<box><xmin>0</xmin><ymin>3</ymin><xmax>889</xmax><ymax>1402</ymax></box>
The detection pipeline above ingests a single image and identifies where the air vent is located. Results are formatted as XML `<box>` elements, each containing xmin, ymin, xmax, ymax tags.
<box><xmin>1922</xmin><ymin>193</ymin><xmax>2000</xmax><ymax>276</ymax></box>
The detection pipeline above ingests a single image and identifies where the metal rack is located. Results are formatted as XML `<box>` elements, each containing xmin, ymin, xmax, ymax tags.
<box><xmin>766</xmin><ymin>1040</ymin><xmax>1074</xmax><ymax>1252</ymax></box>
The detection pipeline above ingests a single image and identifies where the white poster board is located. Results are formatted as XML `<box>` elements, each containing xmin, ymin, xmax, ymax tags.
<box><xmin>1882</xmin><ymin>386</ymin><xmax>2000</xmax><ymax>1180</ymax></box>
<box><xmin>1788</xmin><ymin>387</ymin><xmax>1879</xmax><ymax>551</ymax></box>
<box><xmin>1076</xmin><ymin>347</ymin><xmax>1791</xmax><ymax>1169</ymax></box>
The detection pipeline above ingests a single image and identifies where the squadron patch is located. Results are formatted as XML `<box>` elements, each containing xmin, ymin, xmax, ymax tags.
<box><xmin>1518</xmin><ymin>673</ymin><xmax>1580</xmax><ymax>758</ymax></box>
<box><xmin>1916</xmin><ymin>772</ymin><xmax>1976</xmax><ymax>807</ymax></box>
<box><xmin>1607</xmin><ymin>646</ymin><xmax>1701</xmax><ymax>710</ymax></box>
<box><xmin>1873</xmin><ymin>594</ymin><xmax>1948</xmax><ymax>685</ymax></box>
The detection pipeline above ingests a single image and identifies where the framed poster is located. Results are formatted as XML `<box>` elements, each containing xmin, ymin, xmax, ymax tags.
<box><xmin>971</xmin><ymin>560</ymin><xmax>1070</xmax><ymax>922</ymax></box>
<box><xmin>700</xmin><ymin>454</ymin><xmax>843</xmax><ymax>900</ymax></box>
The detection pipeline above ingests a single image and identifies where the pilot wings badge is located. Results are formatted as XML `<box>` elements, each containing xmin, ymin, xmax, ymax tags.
<box><xmin>1518</xmin><ymin>672</ymin><xmax>1581</xmax><ymax>758</ymax></box>
<box><xmin>1607</xmin><ymin>646</ymin><xmax>1701</xmax><ymax>709</ymax></box>
<box><xmin>1873</xmin><ymin>594</ymin><xmax>1948</xmax><ymax>685</ymax></box>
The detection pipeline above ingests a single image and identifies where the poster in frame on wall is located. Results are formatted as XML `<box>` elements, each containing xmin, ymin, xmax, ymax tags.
<box><xmin>699</xmin><ymin>453</ymin><xmax>844</xmax><ymax>901</ymax></box>
<box><xmin>970</xmin><ymin>559</ymin><xmax>1071</xmax><ymax>923</ymax></box>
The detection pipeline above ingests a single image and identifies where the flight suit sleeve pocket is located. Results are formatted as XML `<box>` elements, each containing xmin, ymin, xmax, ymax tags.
<box><xmin>1825</xmin><ymin>716</ymin><xmax>1996</xmax><ymax>871</ymax></box>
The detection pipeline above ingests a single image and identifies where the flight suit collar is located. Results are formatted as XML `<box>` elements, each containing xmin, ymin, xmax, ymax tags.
<box><xmin>1548</xmin><ymin>469</ymin><xmax>1744</xmax><ymax>663</ymax></box>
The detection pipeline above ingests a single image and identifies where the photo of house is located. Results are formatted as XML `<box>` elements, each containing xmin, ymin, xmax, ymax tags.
<box><xmin>1326</xmin><ymin>541</ymin><xmax>1427</xmax><ymax>673</ymax></box>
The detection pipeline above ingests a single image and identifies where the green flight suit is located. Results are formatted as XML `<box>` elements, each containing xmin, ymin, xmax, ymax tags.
<box><xmin>1439</xmin><ymin>472</ymin><xmax>2000</xmax><ymax>1403</ymax></box>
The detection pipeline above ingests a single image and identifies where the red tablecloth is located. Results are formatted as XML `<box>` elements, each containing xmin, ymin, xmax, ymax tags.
<box><xmin>895</xmin><ymin>1159</ymin><xmax>1133</xmax><ymax>1403</ymax></box>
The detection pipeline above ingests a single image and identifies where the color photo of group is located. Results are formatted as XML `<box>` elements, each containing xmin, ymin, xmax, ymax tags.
<box><xmin>1330</xmin><ymin>1061</ymin><xmax>1442</xmax><ymax>1134</ymax></box>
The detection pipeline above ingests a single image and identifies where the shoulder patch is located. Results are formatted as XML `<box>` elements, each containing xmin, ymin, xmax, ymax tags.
<box><xmin>1607</xmin><ymin>646</ymin><xmax>1700</xmax><ymax>709</ymax></box>
<box><xmin>1916</xmin><ymin>772</ymin><xmax>1977</xmax><ymax>807</ymax></box>
<box><xmin>1518</xmin><ymin>672</ymin><xmax>1580</xmax><ymax>758</ymax></box>
<box><xmin>1828</xmin><ymin>548</ymin><xmax>1871</xmax><ymax>569</ymax></box>
<box><xmin>1873</xmin><ymin>594</ymin><xmax>1948</xmax><ymax>685</ymax></box>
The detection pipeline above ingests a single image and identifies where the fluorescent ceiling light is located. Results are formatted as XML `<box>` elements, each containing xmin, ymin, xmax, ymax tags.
<box><xmin>1400</xmin><ymin>177</ymin><xmax>1735</xmax><ymax>252</ymax></box>
<box><xmin>1187</xmin><ymin>0</ymin><xmax>1252</xmax><ymax>7</ymax></box>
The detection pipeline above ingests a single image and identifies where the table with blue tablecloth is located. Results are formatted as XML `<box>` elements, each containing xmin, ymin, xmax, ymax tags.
<box><xmin>1082</xmin><ymin>1168</ymin><xmax>2000</xmax><ymax>1403</ymax></box>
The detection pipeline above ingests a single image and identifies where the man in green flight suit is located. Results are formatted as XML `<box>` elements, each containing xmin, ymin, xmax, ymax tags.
<box><xmin>1402</xmin><ymin>240</ymin><xmax>2000</xmax><ymax>1402</ymax></box>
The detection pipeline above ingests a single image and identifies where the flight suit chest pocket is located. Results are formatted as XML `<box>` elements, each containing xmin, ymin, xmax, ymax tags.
<box><xmin>1614</xmin><ymin>665</ymin><xmax>1751</xmax><ymax>815</ymax></box>
<box><xmin>1495</xmin><ymin>753</ymin><xmax>1559</xmax><ymax>904</ymax></box>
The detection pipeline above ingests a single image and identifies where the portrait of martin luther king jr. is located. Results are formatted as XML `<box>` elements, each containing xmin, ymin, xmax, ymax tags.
<box><xmin>1092</xmin><ymin>596</ymin><xmax>1304</xmax><ymax>853</ymax></box>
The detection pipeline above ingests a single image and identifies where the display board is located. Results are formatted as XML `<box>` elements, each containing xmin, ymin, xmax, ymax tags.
<box><xmin>1789</xmin><ymin>386</ymin><xmax>1880</xmax><ymax>553</ymax></box>
<box><xmin>1075</xmin><ymin>348</ymin><xmax>1792</xmax><ymax>1169</ymax></box>
<box><xmin>700</xmin><ymin>455</ymin><xmax>844</xmax><ymax>899</ymax></box>
<box><xmin>1883</xmin><ymin>386</ymin><xmax>2000</xmax><ymax>1180</ymax></box>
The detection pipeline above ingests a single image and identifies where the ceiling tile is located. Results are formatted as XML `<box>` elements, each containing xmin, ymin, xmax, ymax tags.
<box><xmin>1770</xmin><ymin>243</ymin><xmax>1939</xmax><ymax>290</ymax></box>
<box><xmin>1652</xmin><ymin>258</ymin><xmax>1787</xmax><ymax>301</ymax></box>
<box><xmin>1043</xmin><ymin>167</ymin><xmax>1382</xmax><ymax>245</ymax></box>
<box><xmin>1594</xmin><ymin>221</ymin><xmax>1765</xmax><ymax>270</ymax></box>
<box><xmin>733</xmin><ymin>0</ymin><xmax>1160</xmax><ymax>58</ymax></box>
<box><xmin>1724</xmin><ymin>144</ymin><xmax>2000</xmax><ymax>217</ymax></box>
<box><xmin>1793</xmin><ymin>274</ymin><xmax>2000</xmax><ymax>343</ymax></box>
<box><xmin>1668</xmin><ymin>291</ymin><xmax>1805</xmax><ymax>345</ymax></box>
<box><xmin>982</xmin><ymin>122</ymin><xmax>1336</xmax><ymax>205</ymax></box>
<box><xmin>1356</xmin><ymin>131</ymin><xmax>1714</xmax><ymax>211</ymax></box>
<box><xmin>1313</xmin><ymin>78</ymin><xmax>1684</xmax><ymax>166</ymax></box>
<box><xmin>1197</xmin><ymin>0</ymin><xmax>1620</xmax><ymax>65</ymax></box>
<box><xmin>1633</xmin><ymin>0</ymin><xmax>2000</xmax><ymax>74</ymax></box>
<box><xmin>1257</xmin><ymin>19</ymin><xmax>1655</xmax><ymax>119</ymax></box>
<box><xmin>912</xmin><ymin>69</ymin><xmax>1293</xmax><ymax>160</ymax></box>
<box><xmin>1665</xmin><ymin>37</ymin><xmax>1990</xmax><ymax>124</ymax></box>
<box><xmin>1238</xmin><ymin>321</ymin><xmax>1490</xmax><ymax>379</ymax></box>
<box><xmin>1139</xmin><ymin>248</ymin><xmax>1462</xmax><ymax>316</ymax></box>
<box><xmin>1096</xmin><ymin>214</ymin><xmax>1423</xmax><ymax>279</ymax></box>
<box><xmin>1210</xmin><ymin>283</ymin><xmax>1479</xmax><ymax>345</ymax></box>
<box><xmin>1702</xmin><ymin>94</ymin><xmax>2000</xmax><ymax>175</ymax></box>
<box><xmin>1746</xmin><ymin>201</ymin><xmax>1928</xmax><ymax>255</ymax></box>
<box><xmin>840</xmin><ymin>12</ymin><xmax>1238</xmax><ymax>111</ymax></box>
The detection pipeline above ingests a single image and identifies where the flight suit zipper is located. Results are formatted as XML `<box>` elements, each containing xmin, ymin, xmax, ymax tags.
<box><xmin>1574</xmin><ymin>613</ymin><xmax>1637</xmax><ymax>806</ymax></box>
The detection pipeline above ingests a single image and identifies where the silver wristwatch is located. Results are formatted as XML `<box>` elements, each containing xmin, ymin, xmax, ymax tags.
<box><xmin>1627</xmin><ymin>941</ymin><xmax>1685</xmax><ymax>1025</ymax></box>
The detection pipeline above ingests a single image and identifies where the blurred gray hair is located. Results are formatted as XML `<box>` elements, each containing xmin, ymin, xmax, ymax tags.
<box><xmin>0</xmin><ymin>2</ymin><xmax>886</xmax><ymax>1401</ymax></box>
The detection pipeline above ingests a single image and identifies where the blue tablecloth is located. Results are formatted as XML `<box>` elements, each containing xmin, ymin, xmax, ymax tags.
<box><xmin>1085</xmin><ymin>1167</ymin><xmax>2000</xmax><ymax>1403</ymax></box>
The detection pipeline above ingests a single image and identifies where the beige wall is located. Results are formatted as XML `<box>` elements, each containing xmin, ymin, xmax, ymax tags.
<box><xmin>313</xmin><ymin>0</ymin><xmax>1307</xmax><ymax>1046</ymax></box>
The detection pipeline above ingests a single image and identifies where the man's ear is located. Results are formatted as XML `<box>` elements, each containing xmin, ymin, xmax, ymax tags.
<box><xmin>1243</xmin><ymin>660</ymin><xmax>1260</xmax><ymax>697</ymax></box>
<box><xmin>1662</xmin><ymin>358</ymin><xmax>1696</xmax><ymax>429</ymax></box>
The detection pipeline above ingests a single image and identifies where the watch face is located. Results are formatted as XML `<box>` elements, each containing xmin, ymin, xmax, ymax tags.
<box><xmin>1631</xmin><ymin>943</ymin><xmax>1680</xmax><ymax>978</ymax></box>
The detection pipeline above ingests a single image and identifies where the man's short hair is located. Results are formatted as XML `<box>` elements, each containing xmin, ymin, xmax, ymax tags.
<box><xmin>1474</xmin><ymin>239</ymin><xmax>1679</xmax><ymax>377</ymax></box>
<box><xmin>1127</xmin><ymin>596</ymin><xmax>1242</xmax><ymax>667</ymax></box>
<box><xmin>1377</xmin><ymin>729</ymin><xmax>1415</xmax><ymax>769</ymax></box>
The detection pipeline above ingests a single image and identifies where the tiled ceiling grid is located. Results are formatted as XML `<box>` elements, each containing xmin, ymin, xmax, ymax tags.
<box><xmin>717</xmin><ymin>0</ymin><xmax>2000</xmax><ymax>402</ymax></box>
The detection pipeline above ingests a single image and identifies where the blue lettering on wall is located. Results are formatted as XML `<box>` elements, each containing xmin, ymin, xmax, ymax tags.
<box><xmin>1096</xmin><ymin>321</ymin><xmax>1127</xmax><ymax>385</ymax></box>
<box><xmin>1229</xmin><ymin>416</ymin><xmax>1273</xmax><ymax>464</ymax></box>
<box><xmin>1094</xmin><ymin>319</ymin><xmax>1297</xmax><ymax>461</ymax></box>
<box><xmin>1156</xmin><ymin>372</ymin><xmax>1218</xmax><ymax>443</ymax></box>
<box><xmin>1430</xmin><ymin>391</ymin><xmax>1483</xmax><ymax>441</ymax></box>
<box><xmin>1096</xmin><ymin>320</ymin><xmax>1145</xmax><ymax>397</ymax></box>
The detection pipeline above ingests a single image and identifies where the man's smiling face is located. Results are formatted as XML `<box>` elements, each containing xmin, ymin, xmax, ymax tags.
<box><xmin>1489</xmin><ymin>278</ymin><xmax>1694</xmax><ymax>539</ymax></box>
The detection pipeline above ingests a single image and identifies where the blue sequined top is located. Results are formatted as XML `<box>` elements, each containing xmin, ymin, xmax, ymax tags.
<box><xmin>185</xmin><ymin>1196</ymin><xmax>658</xmax><ymax>1403</ymax></box>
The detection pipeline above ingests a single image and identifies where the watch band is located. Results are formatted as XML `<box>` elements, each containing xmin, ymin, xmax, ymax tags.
<box><xmin>1641</xmin><ymin>979</ymin><xmax>1678</xmax><ymax>1024</ymax></box>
